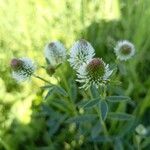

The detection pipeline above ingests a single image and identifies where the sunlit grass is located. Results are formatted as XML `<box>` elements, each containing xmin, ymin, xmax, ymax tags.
<box><xmin>99</xmin><ymin>0</ymin><xmax>121</xmax><ymax>21</ymax></box>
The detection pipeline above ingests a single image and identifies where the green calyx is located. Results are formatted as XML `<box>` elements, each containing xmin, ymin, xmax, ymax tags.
<box><xmin>46</xmin><ymin>65</ymin><xmax>55</xmax><ymax>75</ymax></box>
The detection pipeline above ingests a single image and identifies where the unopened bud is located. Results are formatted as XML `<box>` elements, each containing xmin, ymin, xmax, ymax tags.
<box><xmin>46</xmin><ymin>65</ymin><xmax>55</xmax><ymax>75</ymax></box>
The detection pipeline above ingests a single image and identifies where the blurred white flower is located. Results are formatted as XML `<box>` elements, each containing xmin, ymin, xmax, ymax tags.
<box><xmin>69</xmin><ymin>39</ymin><xmax>95</xmax><ymax>70</ymax></box>
<box><xmin>44</xmin><ymin>41</ymin><xmax>66</xmax><ymax>67</ymax></box>
<box><xmin>76</xmin><ymin>58</ymin><xmax>113</xmax><ymax>89</ymax></box>
<box><xmin>114</xmin><ymin>40</ymin><xmax>135</xmax><ymax>61</ymax></box>
<box><xmin>11</xmin><ymin>57</ymin><xmax>36</xmax><ymax>82</ymax></box>
<box><xmin>135</xmin><ymin>124</ymin><xmax>147</xmax><ymax>136</ymax></box>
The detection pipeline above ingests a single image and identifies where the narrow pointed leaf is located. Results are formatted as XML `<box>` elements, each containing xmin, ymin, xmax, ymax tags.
<box><xmin>69</xmin><ymin>78</ymin><xmax>77</xmax><ymax>101</ymax></box>
<box><xmin>114</xmin><ymin>138</ymin><xmax>124</xmax><ymax>150</ymax></box>
<box><xmin>45</xmin><ymin>87</ymin><xmax>55</xmax><ymax>100</ymax></box>
<box><xmin>91</xmin><ymin>121</ymin><xmax>102</xmax><ymax>138</ymax></box>
<box><xmin>107</xmin><ymin>112</ymin><xmax>134</xmax><ymax>121</ymax></box>
<box><xmin>66</xmin><ymin>114</ymin><xmax>97</xmax><ymax>123</ymax></box>
<box><xmin>82</xmin><ymin>98</ymin><xmax>100</xmax><ymax>109</ymax></box>
<box><xmin>50</xmin><ymin>99</ymin><xmax>71</xmax><ymax>113</ymax></box>
<box><xmin>90</xmin><ymin>136</ymin><xmax>113</xmax><ymax>142</ymax></box>
<box><xmin>106</xmin><ymin>96</ymin><xmax>135</xmax><ymax>106</ymax></box>
<box><xmin>54</xmin><ymin>86</ymin><xmax>68</xmax><ymax>96</ymax></box>
<box><xmin>41</xmin><ymin>85</ymin><xmax>53</xmax><ymax>89</ymax></box>
<box><xmin>106</xmin><ymin>96</ymin><xmax>131</xmax><ymax>102</ymax></box>
<box><xmin>99</xmin><ymin>101</ymin><xmax>108</xmax><ymax>121</ymax></box>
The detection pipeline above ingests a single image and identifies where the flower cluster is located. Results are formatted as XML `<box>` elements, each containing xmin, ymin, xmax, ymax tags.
<box><xmin>69</xmin><ymin>39</ymin><xmax>113</xmax><ymax>89</ymax></box>
<box><xmin>11</xmin><ymin>41</ymin><xmax>67</xmax><ymax>82</ymax></box>
<box><xmin>11</xmin><ymin>39</ymin><xmax>135</xmax><ymax>89</ymax></box>
<box><xmin>69</xmin><ymin>39</ymin><xmax>135</xmax><ymax>89</ymax></box>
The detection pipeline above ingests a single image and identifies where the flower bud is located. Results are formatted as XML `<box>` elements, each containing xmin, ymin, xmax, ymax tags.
<box><xmin>46</xmin><ymin>65</ymin><xmax>55</xmax><ymax>76</ymax></box>
<box><xmin>135</xmin><ymin>124</ymin><xmax>147</xmax><ymax>136</ymax></box>
<box><xmin>44</xmin><ymin>41</ymin><xmax>66</xmax><ymax>67</ymax></box>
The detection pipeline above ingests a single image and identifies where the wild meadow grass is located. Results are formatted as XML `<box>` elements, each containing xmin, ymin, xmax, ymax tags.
<box><xmin>0</xmin><ymin>0</ymin><xmax>150</xmax><ymax>149</ymax></box>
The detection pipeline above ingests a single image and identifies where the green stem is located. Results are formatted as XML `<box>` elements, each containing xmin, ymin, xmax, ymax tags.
<box><xmin>91</xmin><ymin>85</ymin><xmax>109</xmax><ymax>136</ymax></box>
<box><xmin>58</xmin><ymin>70</ymin><xmax>77</xmax><ymax>115</ymax></box>
<box><xmin>96</xmin><ymin>107</ymin><xmax>108</xmax><ymax>136</ymax></box>
<box><xmin>101</xmin><ymin>85</ymin><xmax>109</xmax><ymax>135</ymax></box>
<box><xmin>33</xmin><ymin>74</ymin><xmax>52</xmax><ymax>85</ymax></box>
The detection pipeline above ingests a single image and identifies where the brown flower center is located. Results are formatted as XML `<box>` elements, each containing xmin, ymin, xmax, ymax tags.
<box><xmin>121</xmin><ymin>45</ymin><xmax>132</xmax><ymax>55</ymax></box>
<box><xmin>86</xmin><ymin>58</ymin><xmax>105</xmax><ymax>79</ymax></box>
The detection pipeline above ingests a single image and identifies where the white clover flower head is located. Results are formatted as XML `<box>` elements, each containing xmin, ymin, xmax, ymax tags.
<box><xmin>135</xmin><ymin>124</ymin><xmax>147</xmax><ymax>136</ymax></box>
<box><xmin>114</xmin><ymin>40</ymin><xmax>135</xmax><ymax>61</ymax></box>
<box><xmin>44</xmin><ymin>41</ymin><xmax>66</xmax><ymax>67</ymax></box>
<box><xmin>11</xmin><ymin>57</ymin><xmax>36</xmax><ymax>82</ymax></box>
<box><xmin>69</xmin><ymin>39</ymin><xmax>95</xmax><ymax>70</ymax></box>
<box><xmin>76</xmin><ymin>58</ymin><xmax>113</xmax><ymax>89</ymax></box>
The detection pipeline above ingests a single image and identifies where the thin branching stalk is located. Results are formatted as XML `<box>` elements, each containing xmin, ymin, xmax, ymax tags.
<box><xmin>33</xmin><ymin>74</ymin><xmax>52</xmax><ymax>85</ymax></box>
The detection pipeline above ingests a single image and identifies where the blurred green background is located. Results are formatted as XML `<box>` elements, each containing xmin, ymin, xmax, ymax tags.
<box><xmin>0</xmin><ymin>0</ymin><xmax>150</xmax><ymax>149</ymax></box>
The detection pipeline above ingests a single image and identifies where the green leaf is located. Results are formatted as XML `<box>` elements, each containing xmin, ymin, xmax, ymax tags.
<box><xmin>50</xmin><ymin>99</ymin><xmax>71</xmax><ymax>113</ymax></box>
<box><xmin>114</xmin><ymin>138</ymin><xmax>124</xmax><ymax>150</ymax></box>
<box><xmin>124</xmin><ymin>140</ymin><xmax>135</xmax><ymax>150</ymax></box>
<box><xmin>47</xmin><ymin>114</ymin><xmax>67</xmax><ymax>136</ymax></box>
<box><xmin>69</xmin><ymin>78</ymin><xmax>77</xmax><ymax>101</ymax></box>
<box><xmin>106</xmin><ymin>96</ymin><xmax>135</xmax><ymax>106</ymax></box>
<box><xmin>141</xmin><ymin>137</ymin><xmax>150</xmax><ymax>149</ymax></box>
<box><xmin>82</xmin><ymin>98</ymin><xmax>100</xmax><ymax>109</ymax></box>
<box><xmin>107</xmin><ymin>112</ymin><xmax>134</xmax><ymax>121</ymax></box>
<box><xmin>106</xmin><ymin>96</ymin><xmax>131</xmax><ymax>102</ymax></box>
<box><xmin>90</xmin><ymin>85</ymin><xmax>99</xmax><ymax>98</ymax></box>
<box><xmin>41</xmin><ymin>85</ymin><xmax>53</xmax><ymax>89</ymax></box>
<box><xmin>91</xmin><ymin>121</ymin><xmax>102</xmax><ymax>138</ymax></box>
<box><xmin>77</xmin><ymin>100</ymin><xmax>90</xmax><ymax>108</ymax></box>
<box><xmin>90</xmin><ymin>136</ymin><xmax>113</xmax><ymax>142</ymax></box>
<box><xmin>54</xmin><ymin>86</ymin><xmax>68</xmax><ymax>97</ymax></box>
<box><xmin>45</xmin><ymin>87</ymin><xmax>55</xmax><ymax>100</ymax></box>
<box><xmin>44</xmin><ymin>86</ymin><xmax>68</xmax><ymax>99</ymax></box>
<box><xmin>66</xmin><ymin>114</ymin><xmax>97</xmax><ymax>123</ymax></box>
<box><xmin>45</xmin><ymin>58</ymin><xmax>50</xmax><ymax>64</ymax></box>
<box><xmin>99</xmin><ymin>101</ymin><xmax>108</xmax><ymax>121</ymax></box>
<box><xmin>119</xmin><ymin>119</ymin><xmax>136</xmax><ymax>137</ymax></box>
